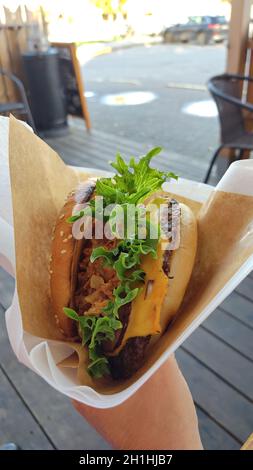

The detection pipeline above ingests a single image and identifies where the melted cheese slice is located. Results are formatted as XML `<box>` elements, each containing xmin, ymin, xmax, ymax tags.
<box><xmin>111</xmin><ymin>240</ymin><xmax>169</xmax><ymax>355</ymax></box>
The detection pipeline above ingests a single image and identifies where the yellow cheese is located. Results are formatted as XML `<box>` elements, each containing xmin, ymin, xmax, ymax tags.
<box><xmin>109</xmin><ymin>195</ymin><xmax>170</xmax><ymax>356</ymax></box>
<box><xmin>111</xmin><ymin>240</ymin><xmax>168</xmax><ymax>355</ymax></box>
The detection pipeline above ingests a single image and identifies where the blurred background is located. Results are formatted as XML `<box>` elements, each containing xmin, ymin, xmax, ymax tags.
<box><xmin>1</xmin><ymin>0</ymin><xmax>253</xmax><ymax>452</ymax></box>
<box><xmin>0</xmin><ymin>0</ymin><xmax>234</xmax><ymax>179</ymax></box>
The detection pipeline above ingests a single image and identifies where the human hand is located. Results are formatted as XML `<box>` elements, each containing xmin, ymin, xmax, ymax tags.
<box><xmin>73</xmin><ymin>355</ymin><xmax>203</xmax><ymax>450</ymax></box>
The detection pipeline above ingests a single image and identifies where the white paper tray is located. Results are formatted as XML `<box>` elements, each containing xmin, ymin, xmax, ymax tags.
<box><xmin>1</xmin><ymin>117</ymin><xmax>253</xmax><ymax>408</ymax></box>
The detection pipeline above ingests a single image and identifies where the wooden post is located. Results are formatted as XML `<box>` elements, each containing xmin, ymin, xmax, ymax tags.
<box><xmin>227</xmin><ymin>0</ymin><xmax>252</xmax><ymax>74</ymax></box>
<box><xmin>227</xmin><ymin>0</ymin><xmax>253</xmax><ymax>160</ymax></box>
<box><xmin>215</xmin><ymin>0</ymin><xmax>253</xmax><ymax>173</ymax></box>
<box><xmin>0</xmin><ymin>6</ymin><xmax>44</xmax><ymax>105</ymax></box>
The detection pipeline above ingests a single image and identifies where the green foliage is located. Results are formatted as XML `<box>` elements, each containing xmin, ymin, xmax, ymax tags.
<box><xmin>91</xmin><ymin>0</ymin><xmax>128</xmax><ymax>16</ymax></box>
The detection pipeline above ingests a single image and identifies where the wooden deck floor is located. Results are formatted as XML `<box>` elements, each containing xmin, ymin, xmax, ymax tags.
<box><xmin>0</xmin><ymin>121</ymin><xmax>252</xmax><ymax>450</ymax></box>
<box><xmin>46</xmin><ymin>118</ymin><xmax>208</xmax><ymax>182</ymax></box>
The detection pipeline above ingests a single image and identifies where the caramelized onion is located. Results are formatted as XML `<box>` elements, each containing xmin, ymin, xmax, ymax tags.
<box><xmin>145</xmin><ymin>280</ymin><xmax>154</xmax><ymax>299</ymax></box>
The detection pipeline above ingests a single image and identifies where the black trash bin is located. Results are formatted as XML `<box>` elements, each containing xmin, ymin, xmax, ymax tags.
<box><xmin>23</xmin><ymin>48</ymin><xmax>68</xmax><ymax>137</ymax></box>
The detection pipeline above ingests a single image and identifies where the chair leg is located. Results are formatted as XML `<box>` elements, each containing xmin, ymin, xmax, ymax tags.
<box><xmin>22</xmin><ymin>96</ymin><xmax>36</xmax><ymax>132</ymax></box>
<box><xmin>26</xmin><ymin>105</ymin><xmax>36</xmax><ymax>133</ymax></box>
<box><xmin>15</xmin><ymin>77</ymin><xmax>36</xmax><ymax>132</ymax></box>
<box><xmin>204</xmin><ymin>145</ymin><xmax>223</xmax><ymax>184</ymax></box>
<box><xmin>237</xmin><ymin>149</ymin><xmax>245</xmax><ymax>160</ymax></box>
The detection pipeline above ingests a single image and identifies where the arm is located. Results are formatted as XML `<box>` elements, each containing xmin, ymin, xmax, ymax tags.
<box><xmin>73</xmin><ymin>355</ymin><xmax>203</xmax><ymax>450</ymax></box>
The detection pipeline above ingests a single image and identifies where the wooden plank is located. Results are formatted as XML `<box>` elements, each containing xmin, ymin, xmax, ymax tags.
<box><xmin>0</xmin><ymin>307</ymin><xmax>109</xmax><ymax>450</ymax></box>
<box><xmin>0</xmin><ymin>297</ymin><xmax>241</xmax><ymax>450</ymax></box>
<box><xmin>0</xmin><ymin>293</ymin><xmax>247</xmax><ymax>450</ymax></box>
<box><xmin>69</xmin><ymin>119</ymin><xmax>207</xmax><ymax>173</ymax></box>
<box><xmin>67</xmin><ymin>43</ymin><xmax>91</xmax><ymax>131</ymax></box>
<box><xmin>0</xmin><ymin>6</ymin><xmax>42</xmax><ymax>107</ymax></box>
<box><xmin>235</xmin><ymin>276</ymin><xmax>253</xmax><ymax>303</ymax></box>
<box><xmin>73</xmin><ymin>122</ymin><xmax>206</xmax><ymax>171</ymax></box>
<box><xmin>226</xmin><ymin>0</ymin><xmax>251</xmax><ymax>74</ymax></box>
<box><xmin>0</xmin><ymin>268</ymin><xmax>15</xmax><ymax>310</ymax></box>
<box><xmin>45</xmin><ymin>139</ymin><xmax>138</xmax><ymax>171</ymax></box>
<box><xmin>247</xmin><ymin>40</ymin><xmax>253</xmax><ymax>127</ymax></box>
<box><xmin>220</xmin><ymin>290</ymin><xmax>253</xmax><ymax>329</ymax></box>
<box><xmin>47</xmin><ymin>133</ymin><xmax>125</xmax><ymax>166</ymax></box>
<box><xmin>0</xmin><ymin>74</ymin><xmax>7</xmax><ymax>104</ymax></box>
<box><xmin>48</xmin><ymin>127</ymin><xmax>149</xmax><ymax>162</ymax></box>
<box><xmin>196</xmin><ymin>407</ymin><xmax>239</xmax><ymax>450</ymax></box>
<box><xmin>0</xmin><ymin>366</ymin><xmax>54</xmax><ymax>450</ymax></box>
<box><xmin>0</xmin><ymin>272</ymin><xmax>251</xmax><ymax>448</ymax></box>
<box><xmin>16</xmin><ymin>7</ymin><xmax>29</xmax><ymax>55</ymax></box>
<box><xmin>203</xmin><ymin>309</ymin><xmax>253</xmax><ymax>361</ymax></box>
<box><xmin>3</xmin><ymin>7</ymin><xmax>25</xmax><ymax>82</ymax></box>
<box><xmin>0</xmin><ymin>305</ymin><xmax>53</xmax><ymax>449</ymax></box>
<box><xmin>90</xmin><ymin>127</ymin><xmax>150</xmax><ymax>152</ymax></box>
<box><xmin>225</xmin><ymin>0</ymin><xmax>252</xmax><ymax>160</ymax></box>
<box><xmin>0</xmin><ymin>8</ymin><xmax>5</xmax><ymax>102</ymax></box>
<box><xmin>67</xmin><ymin>126</ymin><xmax>205</xmax><ymax>176</ymax></box>
<box><xmin>61</xmin><ymin>127</ymin><xmax>151</xmax><ymax>158</ymax></box>
<box><xmin>47</xmin><ymin>134</ymin><xmax>145</xmax><ymax>171</ymax></box>
<box><xmin>15</xmin><ymin>7</ymin><xmax>29</xmax><ymax>93</ymax></box>
<box><xmin>183</xmin><ymin>327</ymin><xmax>253</xmax><ymax>400</ymax></box>
<box><xmin>0</xmin><ymin>29</ymin><xmax>17</xmax><ymax>102</ymax></box>
<box><xmin>70</xmin><ymin>126</ymin><xmax>153</xmax><ymax>159</ymax></box>
<box><xmin>45</xmin><ymin>140</ymin><xmax>113</xmax><ymax>171</ymax></box>
<box><xmin>51</xmin><ymin>42</ymin><xmax>91</xmax><ymax>131</ymax></box>
<box><xmin>176</xmin><ymin>348</ymin><xmax>253</xmax><ymax>444</ymax></box>
<box><xmin>49</xmin><ymin>139</ymin><xmax>201</xmax><ymax>181</ymax></box>
<box><xmin>46</xmin><ymin>127</ymin><xmax>204</xmax><ymax>180</ymax></box>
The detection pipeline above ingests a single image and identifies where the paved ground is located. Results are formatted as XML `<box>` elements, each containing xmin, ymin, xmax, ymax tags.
<box><xmin>81</xmin><ymin>43</ymin><xmax>226</xmax><ymax>166</ymax></box>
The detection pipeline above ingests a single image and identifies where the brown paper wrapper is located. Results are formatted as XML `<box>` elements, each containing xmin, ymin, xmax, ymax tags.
<box><xmin>9</xmin><ymin>116</ymin><xmax>253</xmax><ymax>394</ymax></box>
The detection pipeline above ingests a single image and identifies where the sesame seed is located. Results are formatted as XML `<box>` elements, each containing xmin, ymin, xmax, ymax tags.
<box><xmin>51</xmin><ymin>235</ymin><xmax>55</xmax><ymax>241</ymax></box>
<box><xmin>61</xmin><ymin>249</ymin><xmax>67</xmax><ymax>254</ymax></box>
<box><xmin>49</xmin><ymin>269</ymin><xmax>53</xmax><ymax>274</ymax></box>
<box><xmin>68</xmin><ymin>234</ymin><xmax>73</xmax><ymax>239</ymax></box>
<box><xmin>59</xmin><ymin>213</ymin><xmax>65</xmax><ymax>220</ymax></box>
<box><xmin>59</xmin><ymin>328</ymin><xmax>65</xmax><ymax>334</ymax></box>
<box><xmin>63</xmin><ymin>238</ymin><xmax>68</xmax><ymax>243</ymax></box>
<box><xmin>60</xmin><ymin>231</ymin><xmax>64</xmax><ymax>237</ymax></box>
<box><xmin>54</xmin><ymin>315</ymin><xmax>60</xmax><ymax>325</ymax></box>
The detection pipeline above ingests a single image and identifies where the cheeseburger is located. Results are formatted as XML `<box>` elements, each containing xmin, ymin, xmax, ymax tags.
<box><xmin>50</xmin><ymin>148</ymin><xmax>197</xmax><ymax>379</ymax></box>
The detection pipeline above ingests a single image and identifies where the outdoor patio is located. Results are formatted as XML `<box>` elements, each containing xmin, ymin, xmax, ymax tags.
<box><xmin>0</xmin><ymin>120</ymin><xmax>253</xmax><ymax>450</ymax></box>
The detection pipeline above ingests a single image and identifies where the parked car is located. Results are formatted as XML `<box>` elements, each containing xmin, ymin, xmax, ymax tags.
<box><xmin>163</xmin><ymin>16</ymin><xmax>229</xmax><ymax>45</ymax></box>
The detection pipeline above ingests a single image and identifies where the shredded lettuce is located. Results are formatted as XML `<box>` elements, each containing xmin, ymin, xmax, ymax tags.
<box><xmin>63</xmin><ymin>307</ymin><xmax>122</xmax><ymax>378</ymax></box>
<box><xmin>95</xmin><ymin>147</ymin><xmax>178</xmax><ymax>206</ymax></box>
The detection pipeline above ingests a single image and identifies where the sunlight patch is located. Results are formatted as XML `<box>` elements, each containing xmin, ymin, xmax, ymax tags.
<box><xmin>84</xmin><ymin>91</ymin><xmax>95</xmax><ymax>98</ymax></box>
<box><xmin>182</xmin><ymin>100</ymin><xmax>218</xmax><ymax>118</ymax></box>
<box><xmin>101</xmin><ymin>91</ymin><xmax>157</xmax><ymax>106</ymax></box>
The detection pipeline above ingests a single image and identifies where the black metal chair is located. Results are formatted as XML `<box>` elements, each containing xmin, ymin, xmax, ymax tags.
<box><xmin>204</xmin><ymin>73</ymin><xmax>253</xmax><ymax>183</ymax></box>
<box><xmin>0</xmin><ymin>69</ymin><xmax>35</xmax><ymax>131</ymax></box>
